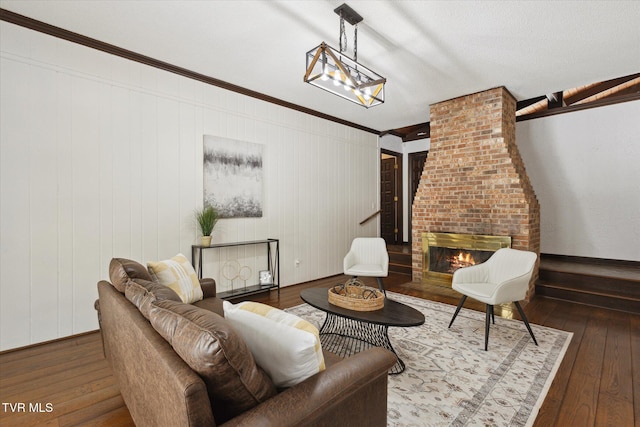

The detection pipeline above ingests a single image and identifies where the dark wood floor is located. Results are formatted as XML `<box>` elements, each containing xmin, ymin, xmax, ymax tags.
<box><xmin>1</xmin><ymin>273</ymin><xmax>638</xmax><ymax>426</ymax></box>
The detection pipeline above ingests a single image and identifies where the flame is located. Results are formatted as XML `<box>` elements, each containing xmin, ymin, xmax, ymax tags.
<box><xmin>457</xmin><ymin>251</ymin><xmax>475</xmax><ymax>265</ymax></box>
<box><xmin>447</xmin><ymin>251</ymin><xmax>476</xmax><ymax>273</ymax></box>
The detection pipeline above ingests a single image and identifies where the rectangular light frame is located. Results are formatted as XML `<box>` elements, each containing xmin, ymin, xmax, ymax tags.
<box><xmin>304</xmin><ymin>42</ymin><xmax>386</xmax><ymax>108</ymax></box>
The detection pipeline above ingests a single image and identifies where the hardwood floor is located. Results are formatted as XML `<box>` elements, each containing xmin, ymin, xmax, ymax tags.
<box><xmin>1</xmin><ymin>273</ymin><xmax>638</xmax><ymax>426</ymax></box>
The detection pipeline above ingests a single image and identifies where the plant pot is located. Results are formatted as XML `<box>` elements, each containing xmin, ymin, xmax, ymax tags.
<box><xmin>200</xmin><ymin>236</ymin><xmax>212</xmax><ymax>247</ymax></box>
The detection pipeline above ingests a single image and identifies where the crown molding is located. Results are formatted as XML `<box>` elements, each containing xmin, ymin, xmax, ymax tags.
<box><xmin>0</xmin><ymin>8</ymin><xmax>381</xmax><ymax>136</ymax></box>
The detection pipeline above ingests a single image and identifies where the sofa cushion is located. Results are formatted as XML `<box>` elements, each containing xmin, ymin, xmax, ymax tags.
<box><xmin>192</xmin><ymin>296</ymin><xmax>224</xmax><ymax>317</ymax></box>
<box><xmin>223</xmin><ymin>301</ymin><xmax>325</xmax><ymax>388</ymax></box>
<box><xmin>109</xmin><ymin>257</ymin><xmax>154</xmax><ymax>293</ymax></box>
<box><xmin>147</xmin><ymin>254</ymin><xmax>203</xmax><ymax>303</ymax></box>
<box><xmin>124</xmin><ymin>278</ymin><xmax>181</xmax><ymax>320</ymax></box>
<box><xmin>149</xmin><ymin>300</ymin><xmax>277</xmax><ymax>424</ymax></box>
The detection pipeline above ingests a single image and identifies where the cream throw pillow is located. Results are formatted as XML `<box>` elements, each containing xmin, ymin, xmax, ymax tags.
<box><xmin>147</xmin><ymin>253</ymin><xmax>203</xmax><ymax>304</ymax></box>
<box><xmin>223</xmin><ymin>301</ymin><xmax>325</xmax><ymax>388</ymax></box>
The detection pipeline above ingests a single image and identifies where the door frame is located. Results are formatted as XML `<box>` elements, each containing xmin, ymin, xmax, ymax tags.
<box><xmin>381</xmin><ymin>149</ymin><xmax>403</xmax><ymax>245</ymax></box>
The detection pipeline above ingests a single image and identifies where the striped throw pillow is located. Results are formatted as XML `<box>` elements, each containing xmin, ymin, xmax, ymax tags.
<box><xmin>147</xmin><ymin>253</ymin><xmax>203</xmax><ymax>304</ymax></box>
<box><xmin>223</xmin><ymin>301</ymin><xmax>325</xmax><ymax>388</ymax></box>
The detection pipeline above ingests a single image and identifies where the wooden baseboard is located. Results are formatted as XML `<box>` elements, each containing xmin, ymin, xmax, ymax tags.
<box><xmin>0</xmin><ymin>329</ymin><xmax>100</xmax><ymax>355</ymax></box>
<box><xmin>541</xmin><ymin>253</ymin><xmax>640</xmax><ymax>268</ymax></box>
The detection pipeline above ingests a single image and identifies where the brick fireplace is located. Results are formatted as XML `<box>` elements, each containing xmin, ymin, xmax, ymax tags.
<box><xmin>411</xmin><ymin>87</ymin><xmax>540</xmax><ymax>300</ymax></box>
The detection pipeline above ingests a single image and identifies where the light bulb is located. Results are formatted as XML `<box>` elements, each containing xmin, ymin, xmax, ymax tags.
<box><xmin>333</xmin><ymin>70</ymin><xmax>342</xmax><ymax>86</ymax></box>
<box><xmin>321</xmin><ymin>66</ymin><xmax>329</xmax><ymax>81</ymax></box>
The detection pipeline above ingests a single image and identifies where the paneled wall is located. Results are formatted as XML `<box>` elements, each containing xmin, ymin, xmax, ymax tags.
<box><xmin>0</xmin><ymin>22</ymin><xmax>379</xmax><ymax>351</ymax></box>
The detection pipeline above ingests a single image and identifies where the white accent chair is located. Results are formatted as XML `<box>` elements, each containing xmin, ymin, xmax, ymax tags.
<box><xmin>447</xmin><ymin>248</ymin><xmax>538</xmax><ymax>351</ymax></box>
<box><xmin>343</xmin><ymin>238</ymin><xmax>389</xmax><ymax>296</ymax></box>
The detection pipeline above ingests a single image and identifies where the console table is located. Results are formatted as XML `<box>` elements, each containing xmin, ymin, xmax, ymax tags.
<box><xmin>191</xmin><ymin>239</ymin><xmax>280</xmax><ymax>300</ymax></box>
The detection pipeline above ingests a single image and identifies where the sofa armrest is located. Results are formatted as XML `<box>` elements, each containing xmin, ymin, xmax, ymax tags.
<box><xmin>220</xmin><ymin>347</ymin><xmax>396</xmax><ymax>427</ymax></box>
<box><xmin>199</xmin><ymin>278</ymin><xmax>216</xmax><ymax>298</ymax></box>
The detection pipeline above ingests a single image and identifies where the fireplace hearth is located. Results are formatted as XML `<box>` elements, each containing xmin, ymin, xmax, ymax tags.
<box><xmin>423</xmin><ymin>232</ymin><xmax>511</xmax><ymax>286</ymax></box>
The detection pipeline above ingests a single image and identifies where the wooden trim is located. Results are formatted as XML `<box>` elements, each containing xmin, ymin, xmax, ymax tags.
<box><xmin>517</xmin><ymin>92</ymin><xmax>640</xmax><ymax>122</ymax></box>
<box><xmin>359</xmin><ymin>210</ymin><xmax>381</xmax><ymax>225</ymax></box>
<box><xmin>395</xmin><ymin>152</ymin><xmax>403</xmax><ymax>243</ymax></box>
<box><xmin>381</xmin><ymin>149</ymin><xmax>403</xmax><ymax>245</ymax></box>
<box><xmin>540</xmin><ymin>253</ymin><xmax>640</xmax><ymax>269</ymax></box>
<box><xmin>0</xmin><ymin>329</ymin><xmax>99</xmax><ymax>355</ymax></box>
<box><xmin>0</xmin><ymin>8</ymin><xmax>380</xmax><ymax>136</ymax></box>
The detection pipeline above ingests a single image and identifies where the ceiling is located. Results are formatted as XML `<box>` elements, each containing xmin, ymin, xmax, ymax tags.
<box><xmin>1</xmin><ymin>1</ymin><xmax>639</xmax><ymax>134</ymax></box>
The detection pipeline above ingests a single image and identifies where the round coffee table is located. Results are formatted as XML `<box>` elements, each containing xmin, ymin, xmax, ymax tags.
<box><xmin>300</xmin><ymin>288</ymin><xmax>425</xmax><ymax>374</ymax></box>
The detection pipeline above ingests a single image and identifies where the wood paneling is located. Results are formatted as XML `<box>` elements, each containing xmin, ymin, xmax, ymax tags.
<box><xmin>0</xmin><ymin>21</ymin><xmax>379</xmax><ymax>351</ymax></box>
<box><xmin>0</xmin><ymin>8</ymin><xmax>380</xmax><ymax>136</ymax></box>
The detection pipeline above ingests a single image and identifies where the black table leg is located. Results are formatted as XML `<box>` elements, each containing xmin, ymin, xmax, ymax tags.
<box><xmin>318</xmin><ymin>313</ymin><xmax>405</xmax><ymax>374</ymax></box>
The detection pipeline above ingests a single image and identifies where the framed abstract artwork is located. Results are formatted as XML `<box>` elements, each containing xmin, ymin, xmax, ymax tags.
<box><xmin>203</xmin><ymin>135</ymin><xmax>263</xmax><ymax>218</ymax></box>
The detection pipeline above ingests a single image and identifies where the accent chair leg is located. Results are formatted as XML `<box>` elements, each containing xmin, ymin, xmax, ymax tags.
<box><xmin>376</xmin><ymin>277</ymin><xmax>387</xmax><ymax>297</ymax></box>
<box><xmin>514</xmin><ymin>301</ymin><xmax>538</xmax><ymax>346</ymax></box>
<box><xmin>485</xmin><ymin>304</ymin><xmax>493</xmax><ymax>351</ymax></box>
<box><xmin>491</xmin><ymin>305</ymin><xmax>495</xmax><ymax>324</ymax></box>
<box><xmin>448</xmin><ymin>295</ymin><xmax>467</xmax><ymax>329</ymax></box>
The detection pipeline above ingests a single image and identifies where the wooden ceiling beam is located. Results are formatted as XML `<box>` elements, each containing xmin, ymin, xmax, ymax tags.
<box><xmin>516</xmin><ymin>96</ymin><xmax>546</xmax><ymax>111</ymax></box>
<box><xmin>381</xmin><ymin>122</ymin><xmax>430</xmax><ymax>142</ymax></box>
<box><xmin>403</xmin><ymin>123</ymin><xmax>430</xmax><ymax>142</ymax></box>
<box><xmin>563</xmin><ymin>73</ymin><xmax>640</xmax><ymax>105</ymax></box>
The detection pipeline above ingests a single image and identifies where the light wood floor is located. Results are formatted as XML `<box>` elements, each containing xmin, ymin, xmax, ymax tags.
<box><xmin>1</xmin><ymin>273</ymin><xmax>638</xmax><ymax>426</ymax></box>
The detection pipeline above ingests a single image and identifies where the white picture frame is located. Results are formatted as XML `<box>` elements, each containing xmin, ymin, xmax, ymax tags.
<box><xmin>259</xmin><ymin>270</ymin><xmax>273</xmax><ymax>287</ymax></box>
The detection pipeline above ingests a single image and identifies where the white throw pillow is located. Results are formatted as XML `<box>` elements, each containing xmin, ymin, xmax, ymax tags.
<box><xmin>147</xmin><ymin>253</ymin><xmax>203</xmax><ymax>304</ymax></box>
<box><xmin>223</xmin><ymin>301</ymin><xmax>325</xmax><ymax>388</ymax></box>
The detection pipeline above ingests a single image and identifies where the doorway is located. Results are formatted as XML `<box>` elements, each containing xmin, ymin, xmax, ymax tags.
<box><xmin>408</xmin><ymin>151</ymin><xmax>428</xmax><ymax>244</ymax></box>
<box><xmin>380</xmin><ymin>150</ymin><xmax>402</xmax><ymax>245</ymax></box>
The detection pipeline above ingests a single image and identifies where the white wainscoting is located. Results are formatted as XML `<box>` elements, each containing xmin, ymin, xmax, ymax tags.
<box><xmin>0</xmin><ymin>22</ymin><xmax>380</xmax><ymax>351</ymax></box>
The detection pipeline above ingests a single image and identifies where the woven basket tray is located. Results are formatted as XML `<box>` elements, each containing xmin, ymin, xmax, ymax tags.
<box><xmin>328</xmin><ymin>280</ymin><xmax>384</xmax><ymax>311</ymax></box>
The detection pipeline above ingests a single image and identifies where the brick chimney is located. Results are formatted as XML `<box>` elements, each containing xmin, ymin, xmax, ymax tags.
<box><xmin>411</xmin><ymin>87</ymin><xmax>540</xmax><ymax>299</ymax></box>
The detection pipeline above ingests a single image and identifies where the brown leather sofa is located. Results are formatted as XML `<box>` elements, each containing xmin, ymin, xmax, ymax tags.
<box><xmin>95</xmin><ymin>258</ymin><xmax>396</xmax><ymax>427</ymax></box>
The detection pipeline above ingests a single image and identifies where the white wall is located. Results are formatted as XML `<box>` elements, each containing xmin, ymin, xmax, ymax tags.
<box><xmin>516</xmin><ymin>101</ymin><xmax>640</xmax><ymax>261</ymax></box>
<box><xmin>382</xmin><ymin>100</ymin><xmax>640</xmax><ymax>261</ymax></box>
<box><xmin>0</xmin><ymin>22</ymin><xmax>379</xmax><ymax>351</ymax></box>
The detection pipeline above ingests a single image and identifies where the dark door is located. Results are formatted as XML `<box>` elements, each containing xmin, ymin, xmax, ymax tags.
<box><xmin>380</xmin><ymin>156</ymin><xmax>398</xmax><ymax>244</ymax></box>
<box><xmin>408</xmin><ymin>151</ymin><xmax>428</xmax><ymax>243</ymax></box>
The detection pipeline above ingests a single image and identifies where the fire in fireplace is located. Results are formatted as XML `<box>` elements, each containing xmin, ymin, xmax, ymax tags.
<box><xmin>449</xmin><ymin>251</ymin><xmax>476</xmax><ymax>271</ymax></box>
<box><xmin>422</xmin><ymin>232</ymin><xmax>511</xmax><ymax>286</ymax></box>
<box><xmin>429</xmin><ymin>248</ymin><xmax>490</xmax><ymax>274</ymax></box>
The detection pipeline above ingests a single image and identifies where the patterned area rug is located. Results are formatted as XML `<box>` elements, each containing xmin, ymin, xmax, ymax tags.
<box><xmin>287</xmin><ymin>291</ymin><xmax>572</xmax><ymax>427</ymax></box>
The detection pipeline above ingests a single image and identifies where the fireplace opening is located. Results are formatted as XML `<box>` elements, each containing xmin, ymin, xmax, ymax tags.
<box><xmin>422</xmin><ymin>232</ymin><xmax>511</xmax><ymax>286</ymax></box>
<box><xmin>429</xmin><ymin>247</ymin><xmax>494</xmax><ymax>275</ymax></box>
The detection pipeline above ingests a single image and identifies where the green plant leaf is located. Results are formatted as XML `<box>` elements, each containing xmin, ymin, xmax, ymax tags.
<box><xmin>195</xmin><ymin>206</ymin><xmax>219</xmax><ymax>236</ymax></box>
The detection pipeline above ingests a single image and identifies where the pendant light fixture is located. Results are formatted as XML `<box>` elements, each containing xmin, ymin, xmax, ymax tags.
<box><xmin>304</xmin><ymin>3</ymin><xmax>386</xmax><ymax>108</ymax></box>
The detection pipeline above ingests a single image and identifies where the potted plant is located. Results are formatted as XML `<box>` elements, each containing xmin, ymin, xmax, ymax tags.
<box><xmin>195</xmin><ymin>206</ymin><xmax>219</xmax><ymax>246</ymax></box>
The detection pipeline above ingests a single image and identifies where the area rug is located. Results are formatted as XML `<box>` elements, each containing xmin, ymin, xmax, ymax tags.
<box><xmin>287</xmin><ymin>291</ymin><xmax>572</xmax><ymax>427</ymax></box>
